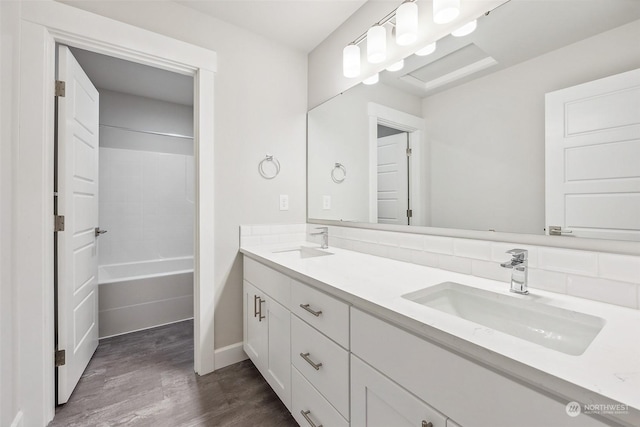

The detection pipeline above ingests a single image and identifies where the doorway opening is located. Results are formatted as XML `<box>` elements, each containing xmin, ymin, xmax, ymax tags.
<box><xmin>376</xmin><ymin>125</ymin><xmax>411</xmax><ymax>225</ymax></box>
<box><xmin>54</xmin><ymin>44</ymin><xmax>195</xmax><ymax>405</ymax></box>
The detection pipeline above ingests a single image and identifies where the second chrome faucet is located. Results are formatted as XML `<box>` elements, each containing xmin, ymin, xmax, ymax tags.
<box><xmin>310</xmin><ymin>227</ymin><xmax>329</xmax><ymax>249</ymax></box>
<box><xmin>500</xmin><ymin>249</ymin><xmax>529</xmax><ymax>295</ymax></box>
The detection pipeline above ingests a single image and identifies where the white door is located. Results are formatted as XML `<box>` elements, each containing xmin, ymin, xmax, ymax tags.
<box><xmin>377</xmin><ymin>132</ymin><xmax>410</xmax><ymax>225</ymax></box>
<box><xmin>265</xmin><ymin>297</ymin><xmax>291</xmax><ymax>410</ymax></box>
<box><xmin>56</xmin><ymin>45</ymin><xmax>100</xmax><ymax>404</ymax></box>
<box><xmin>351</xmin><ymin>355</ymin><xmax>447</xmax><ymax>427</ymax></box>
<box><xmin>243</xmin><ymin>281</ymin><xmax>267</xmax><ymax>370</ymax></box>
<box><xmin>545</xmin><ymin>68</ymin><xmax>640</xmax><ymax>241</ymax></box>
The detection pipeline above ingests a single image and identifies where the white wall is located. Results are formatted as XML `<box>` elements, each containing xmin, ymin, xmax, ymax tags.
<box><xmin>0</xmin><ymin>1</ymin><xmax>21</xmax><ymax>425</ymax></box>
<box><xmin>423</xmin><ymin>19</ymin><xmax>640</xmax><ymax>235</ymax></box>
<box><xmin>98</xmin><ymin>90</ymin><xmax>194</xmax><ymax>266</ymax></box>
<box><xmin>308</xmin><ymin>83</ymin><xmax>422</xmax><ymax>222</ymax></box>
<box><xmin>60</xmin><ymin>0</ymin><xmax>308</xmax><ymax>349</ymax></box>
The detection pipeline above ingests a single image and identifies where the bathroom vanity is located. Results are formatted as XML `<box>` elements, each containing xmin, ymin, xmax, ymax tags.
<box><xmin>241</xmin><ymin>243</ymin><xmax>640</xmax><ymax>427</ymax></box>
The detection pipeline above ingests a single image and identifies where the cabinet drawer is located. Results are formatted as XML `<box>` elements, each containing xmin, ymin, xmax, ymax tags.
<box><xmin>291</xmin><ymin>315</ymin><xmax>350</xmax><ymax>419</ymax></box>
<box><xmin>351</xmin><ymin>308</ymin><xmax>608</xmax><ymax>427</ymax></box>
<box><xmin>244</xmin><ymin>257</ymin><xmax>290</xmax><ymax>307</ymax></box>
<box><xmin>291</xmin><ymin>280</ymin><xmax>349</xmax><ymax>348</ymax></box>
<box><xmin>292</xmin><ymin>367</ymin><xmax>349</xmax><ymax>427</ymax></box>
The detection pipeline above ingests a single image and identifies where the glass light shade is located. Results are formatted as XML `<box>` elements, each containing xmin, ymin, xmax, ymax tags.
<box><xmin>363</xmin><ymin>73</ymin><xmax>379</xmax><ymax>85</ymax></box>
<box><xmin>396</xmin><ymin>1</ymin><xmax>418</xmax><ymax>46</ymax></box>
<box><xmin>415</xmin><ymin>42</ymin><xmax>437</xmax><ymax>56</ymax></box>
<box><xmin>367</xmin><ymin>25</ymin><xmax>387</xmax><ymax>64</ymax></box>
<box><xmin>386</xmin><ymin>59</ymin><xmax>404</xmax><ymax>72</ymax></box>
<box><xmin>343</xmin><ymin>44</ymin><xmax>361</xmax><ymax>78</ymax></box>
<box><xmin>452</xmin><ymin>19</ymin><xmax>477</xmax><ymax>37</ymax></box>
<box><xmin>433</xmin><ymin>0</ymin><xmax>460</xmax><ymax>24</ymax></box>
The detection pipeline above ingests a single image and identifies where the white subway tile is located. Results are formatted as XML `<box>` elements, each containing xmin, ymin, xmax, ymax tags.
<box><xmin>423</xmin><ymin>236</ymin><xmax>454</xmax><ymax>255</ymax></box>
<box><xmin>376</xmin><ymin>231</ymin><xmax>402</xmax><ymax>246</ymax></box>
<box><xmin>411</xmin><ymin>251</ymin><xmax>439</xmax><ymax>268</ymax></box>
<box><xmin>388</xmin><ymin>246</ymin><xmax>414</xmax><ymax>263</ymax></box>
<box><xmin>260</xmin><ymin>235</ymin><xmax>279</xmax><ymax>245</ymax></box>
<box><xmin>239</xmin><ymin>226</ymin><xmax>251</xmax><ymax>237</ymax></box>
<box><xmin>270</xmin><ymin>224</ymin><xmax>289</xmax><ymax>235</ymax></box>
<box><xmin>437</xmin><ymin>255</ymin><xmax>472</xmax><ymax>275</ymax></box>
<box><xmin>598</xmin><ymin>253</ymin><xmax>640</xmax><ymax>284</ymax></box>
<box><xmin>454</xmin><ymin>239</ymin><xmax>493</xmax><ymax>261</ymax></box>
<box><xmin>241</xmin><ymin>236</ymin><xmax>261</xmax><ymax>247</ymax></box>
<box><xmin>538</xmin><ymin>247</ymin><xmax>598</xmax><ymax>276</ymax></box>
<box><xmin>567</xmin><ymin>275</ymin><xmax>638</xmax><ymax>309</ymax></box>
<box><xmin>397</xmin><ymin>233</ymin><xmax>425</xmax><ymax>251</ymax></box>
<box><xmin>251</xmin><ymin>225</ymin><xmax>271</xmax><ymax>236</ymax></box>
<box><xmin>471</xmin><ymin>260</ymin><xmax>511</xmax><ymax>283</ymax></box>
<box><xmin>528</xmin><ymin>268</ymin><xmax>567</xmax><ymax>294</ymax></box>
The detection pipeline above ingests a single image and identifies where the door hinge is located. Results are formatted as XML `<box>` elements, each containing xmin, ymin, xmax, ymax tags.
<box><xmin>407</xmin><ymin>209</ymin><xmax>413</xmax><ymax>218</ymax></box>
<box><xmin>55</xmin><ymin>80</ymin><xmax>66</xmax><ymax>97</ymax></box>
<box><xmin>54</xmin><ymin>215</ymin><xmax>65</xmax><ymax>232</ymax></box>
<box><xmin>406</xmin><ymin>147</ymin><xmax>412</xmax><ymax>156</ymax></box>
<box><xmin>55</xmin><ymin>349</ymin><xmax>66</xmax><ymax>367</ymax></box>
<box><xmin>548</xmin><ymin>225</ymin><xmax>573</xmax><ymax>236</ymax></box>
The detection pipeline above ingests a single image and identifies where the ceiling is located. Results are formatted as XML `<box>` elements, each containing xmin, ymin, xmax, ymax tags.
<box><xmin>177</xmin><ymin>0</ymin><xmax>368</xmax><ymax>52</ymax></box>
<box><xmin>70</xmin><ymin>47</ymin><xmax>194</xmax><ymax>106</ymax></box>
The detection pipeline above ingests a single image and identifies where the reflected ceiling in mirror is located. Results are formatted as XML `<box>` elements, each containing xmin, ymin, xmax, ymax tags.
<box><xmin>308</xmin><ymin>0</ymin><xmax>640</xmax><ymax>241</ymax></box>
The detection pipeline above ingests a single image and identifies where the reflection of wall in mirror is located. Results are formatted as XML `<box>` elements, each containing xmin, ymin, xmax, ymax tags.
<box><xmin>423</xmin><ymin>19</ymin><xmax>640</xmax><ymax>235</ymax></box>
<box><xmin>308</xmin><ymin>83</ymin><xmax>422</xmax><ymax>222</ymax></box>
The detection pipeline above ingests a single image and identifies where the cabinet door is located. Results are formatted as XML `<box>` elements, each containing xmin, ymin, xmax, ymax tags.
<box><xmin>243</xmin><ymin>281</ymin><xmax>267</xmax><ymax>370</ymax></box>
<box><xmin>351</xmin><ymin>355</ymin><xmax>447</xmax><ymax>427</ymax></box>
<box><xmin>265</xmin><ymin>296</ymin><xmax>291</xmax><ymax>410</ymax></box>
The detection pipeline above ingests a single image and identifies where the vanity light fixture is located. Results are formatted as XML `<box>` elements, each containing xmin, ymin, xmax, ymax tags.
<box><xmin>433</xmin><ymin>0</ymin><xmax>460</xmax><ymax>24</ymax></box>
<box><xmin>363</xmin><ymin>73</ymin><xmax>379</xmax><ymax>85</ymax></box>
<box><xmin>386</xmin><ymin>59</ymin><xmax>404</xmax><ymax>72</ymax></box>
<box><xmin>396</xmin><ymin>0</ymin><xmax>418</xmax><ymax>46</ymax></box>
<box><xmin>343</xmin><ymin>44</ymin><xmax>361</xmax><ymax>78</ymax></box>
<box><xmin>415</xmin><ymin>41</ymin><xmax>437</xmax><ymax>56</ymax></box>
<box><xmin>452</xmin><ymin>19</ymin><xmax>477</xmax><ymax>36</ymax></box>
<box><xmin>367</xmin><ymin>24</ymin><xmax>387</xmax><ymax>63</ymax></box>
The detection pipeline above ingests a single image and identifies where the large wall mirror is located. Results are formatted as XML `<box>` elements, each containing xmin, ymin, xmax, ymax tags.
<box><xmin>308</xmin><ymin>0</ymin><xmax>640</xmax><ymax>244</ymax></box>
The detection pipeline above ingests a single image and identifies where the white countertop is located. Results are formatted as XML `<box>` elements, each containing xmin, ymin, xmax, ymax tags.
<box><xmin>241</xmin><ymin>242</ymin><xmax>640</xmax><ymax>425</ymax></box>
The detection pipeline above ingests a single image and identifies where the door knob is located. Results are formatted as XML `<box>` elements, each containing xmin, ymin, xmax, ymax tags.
<box><xmin>94</xmin><ymin>227</ymin><xmax>108</xmax><ymax>237</ymax></box>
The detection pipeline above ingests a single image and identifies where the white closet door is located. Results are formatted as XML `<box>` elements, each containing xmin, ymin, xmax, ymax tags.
<box><xmin>57</xmin><ymin>45</ymin><xmax>100</xmax><ymax>404</ymax></box>
<box><xmin>545</xmin><ymin>68</ymin><xmax>640</xmax><ymax>241</ymax></box>
<box><xmin>377</xmin><ymin>132</ymin><xmax>410</xmax><ymax>225</ymax></box>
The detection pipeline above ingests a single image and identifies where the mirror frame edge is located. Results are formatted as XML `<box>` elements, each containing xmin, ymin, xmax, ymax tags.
<box><xmin>307</xmin><ymin>219</ymin><xmax>640</xmax><ymax>256</ymax></box>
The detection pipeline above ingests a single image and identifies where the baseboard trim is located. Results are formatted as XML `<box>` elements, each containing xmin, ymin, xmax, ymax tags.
<box><xmin>10</xmin><ymin>411</ymin><xmax>23</xmax><ymax>427</ymax></box>
<box><xmin>214</xmin><ymin>342</ymin><xmax>247</xmax><ymax>370</ymax></box>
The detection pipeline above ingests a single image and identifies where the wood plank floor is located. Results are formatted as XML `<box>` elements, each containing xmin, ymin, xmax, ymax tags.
<box><xmin>50</xmin><ymin>320</ymin><xmax>297</xmax><ymax>427</ymax></box>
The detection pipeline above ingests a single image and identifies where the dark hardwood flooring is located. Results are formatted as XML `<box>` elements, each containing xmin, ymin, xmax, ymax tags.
<box><xmin>50</xmin><ymin>320</ymin><xmax>297</xmax><ymax>427</ymax></box>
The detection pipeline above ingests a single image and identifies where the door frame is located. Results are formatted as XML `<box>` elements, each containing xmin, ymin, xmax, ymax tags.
<box><xmin>16</xmin><ymin>2</ymin><xmax>216</xmax><ymax>425</ymax></box>
<box><xmin>368</xmin><ymin>103</ymin><xmax>426</xmax><ymax>225</ymax></box>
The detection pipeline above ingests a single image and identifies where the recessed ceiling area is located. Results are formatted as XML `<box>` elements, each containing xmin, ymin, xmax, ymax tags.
<box><xmin>380</xmin><ymin>0</ymin><xmax>640</xmax><ymax>97</ymax></box>
<box><xmin>176</xmin><ymin>0</ymin><xmax>368</xmax><ymax>52</ymax></box>
<box><xmin>70</xmin><ymin>47</ymin><xmax>193</xmax><ymax>106</ymax></box>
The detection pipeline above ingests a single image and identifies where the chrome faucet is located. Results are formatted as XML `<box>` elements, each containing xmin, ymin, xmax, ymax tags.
<box><xmin>310</xmin><ymin>227</ymin><xmax>329</xmax><ymax>249</ymax></box>
<box><xmin>500</xmin><ymin>249</ymin><xmax>529</xmax><ymax>294</ymax></box>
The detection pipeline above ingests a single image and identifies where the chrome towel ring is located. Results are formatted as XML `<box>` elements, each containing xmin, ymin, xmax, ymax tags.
<box><xmin>258</xmin><ymin>154</ymin><xmax>280</xmax><ymax>179</ymax></box>
<box><xmin>331</xmin><ymin>162</ymin><xmax>346</xmax><ymax>183</ymax></box>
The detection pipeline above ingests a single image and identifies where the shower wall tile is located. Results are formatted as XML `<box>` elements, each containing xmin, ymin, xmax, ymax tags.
<box><xmin>99</xmin><ymin>147</ymin><xmax>195</xmax><ymax>266</ymax></box>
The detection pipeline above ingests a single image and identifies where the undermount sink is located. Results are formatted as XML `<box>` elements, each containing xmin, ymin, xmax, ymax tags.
<box><xmin>402</xmin><ymin>282</ymin><xmax>605</xmax><ymax>356</ymax></box>
<box><xmin>272</xmin><ymin>246</ymin><xmax>334</xmax><ymax>259</ymax></box>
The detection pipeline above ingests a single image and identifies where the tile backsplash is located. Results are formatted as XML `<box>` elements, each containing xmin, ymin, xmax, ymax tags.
<box><xmin>307</xmin><ymin>225</ymin><xmax>640</xmax><ymax>310</ymax></box>
<box><xmin>240</xmin><ymin>224</ymin><xmax>307</xmax><ymax>247</ymax></box>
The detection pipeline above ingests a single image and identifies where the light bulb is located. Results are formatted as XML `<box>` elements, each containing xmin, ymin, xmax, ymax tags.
<box><xmin>386</xmin><ymin>60</ymin><xmax>404</xmax><ymax>72</ymax></box>
<box><xmin>396</xmin><ymin>1</ymin><xmax>418</xmax><ymax>46</ymax></box>
<box><xmin>452</xmin><ymin>19</ymin><xmax>477</xmax><ymax>37</ymax></box>
<box><xmin>343</xmin><ymin>44</ymin><xmax>361</xmax><ymax>78</ymax></box>
<box><xmin>363</xmin><ymin>73</ymin><xmax>379</xmax><ymax>85</ymax></box>
<box><xmin>415</xmin><ymin>42</ymin><xmax>436</xmax><ymax>56</ymax></box>
<box><xmin>433</xmin><ymin>0</ymin><xmax>460</xmax><ymax>24</ymax></box>
<box><xmin>367</xmin><ymin>25</ymin><xmax>386</xmax><ymax>64</ymax></box>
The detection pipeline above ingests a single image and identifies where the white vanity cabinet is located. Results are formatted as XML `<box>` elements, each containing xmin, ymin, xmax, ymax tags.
<box><xmin>243</xmin><ymin>260</ymin><xmax>292</xmax><ymax>410</ymax></box>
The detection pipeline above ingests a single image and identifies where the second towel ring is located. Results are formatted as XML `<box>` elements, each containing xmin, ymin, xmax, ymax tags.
<box><xmin>331</xmin><ymin>162</ymin><xmax>346</xmax><ymax>183</ymax></box>
<box><xmin>258</xmin><ymin>155</ymin><xmax>280</xmax><ymax>179</ymax></box>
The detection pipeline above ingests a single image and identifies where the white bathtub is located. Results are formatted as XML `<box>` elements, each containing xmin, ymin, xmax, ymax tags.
<box><xmin>98</xmin><ymin>257</ymin><xmax>194</xmax><ymax>284</ymax></box>
<box><xmin>98</xmin><ymin>257</ymin><xmax>194</xmax><ymax>338</ymax></box>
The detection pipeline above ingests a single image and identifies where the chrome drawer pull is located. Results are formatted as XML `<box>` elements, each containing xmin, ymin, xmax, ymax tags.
<box><xmin>253</xmin><ymin>295</ymin><xmax>259</xmax><ymax>318</ymax></box>
<box><xmin>300</xmin><ymin>352</ymin><xmax>323</xmax><ymax>370</ymax></box>
<box><xmin>300</xmin><ymin>303</ymin><xmax>322</xmax><ymax>317</ymax></box>
<box><xmin>258</xmin><ymin>298</ymin><xmax>265</xmax><ymax>322</ymax></box>
<box><xmin>301</xmin><ymin>410</ymin><xmax>323</xmax><ymax>427</ymax></box>
<box><xmin>421</xmin><ymin>421</ymin><xmax>433</xmax><ymax>427</ymax></box>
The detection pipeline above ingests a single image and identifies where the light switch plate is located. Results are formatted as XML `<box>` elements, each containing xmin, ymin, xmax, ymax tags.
<box><xmin>323</xmin><ymin>195</ymin><xmax>331</xmax><ymax>210</ymax></box>
<box><xmin>279</xmin><ymin>194</ymin><xmax>289</xmax><ymax>211</ymax></box>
